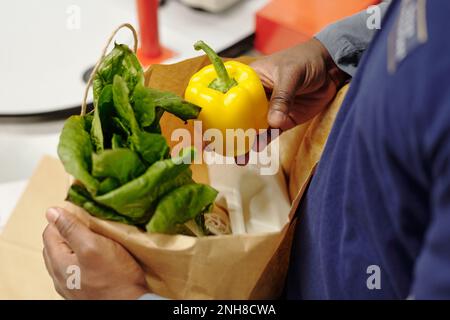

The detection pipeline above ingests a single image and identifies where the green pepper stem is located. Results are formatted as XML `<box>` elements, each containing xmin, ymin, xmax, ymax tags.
<box><xmin>194</xmin><ymin>40</ymin><xmax>237</xmax><ymax>93</ymax></box>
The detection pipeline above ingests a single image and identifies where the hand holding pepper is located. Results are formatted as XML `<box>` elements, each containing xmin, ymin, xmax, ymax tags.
<box><xmin>250</xmin><ymin>38</ymin><xmax>350</xmax><ymax>132</ymax></box>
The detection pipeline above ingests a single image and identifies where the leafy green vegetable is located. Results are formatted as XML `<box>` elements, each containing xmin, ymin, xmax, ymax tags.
<box><xmin>94</xmin><ymin>153</ymin><xmax>193</xmax><ymax>220</ymax></box>
<box><xmin>111</xmin><ymin>134</ymin><xmax>127</xmax><ymax>149</ymax></box>
<box><xmin>67</xmin><ymin>185</ymin><xmax>134</xmax><ymax>224</ymax></box>
<box><xmin>58</xmin><ymin>116</ymin><xmax>99</xmax><ymax>195</ymax></box>
<box><xmin>112</xmin><ymin>117</ymin><xmax>130</xmax><ymax>137</ymax></box>
<box><xmin>93</xmin><ymin>44</ymin><xmax>144</xmax><ymax>105</ymax></box>
<box><xmin>112</xmin><ymin>75</ymin><xmax>169</xmax><ymax>165</ymax></box>
<box><xmin>97</xmin><ymin>177</ymin><xmax>120</xmax><ymax>195</ymax></box>
<box><xmin>112</xmin><ymin>75</ymin><xmax>139</xmax><ymax>132</ymax></box>
<box><xmin>133</xmin><ymin>83</ymin><xmax>201</xmax><ymax>128</ymax></box>
<box><xmin>59</xmin><ymin>40</ymin><xmax>217</xmax><ymax>235</ymax></box>
<box><xmin>145</xmin><ymin>108</ymin><xmax>164</xmax><ymax>133</ymax></box>
<box><xmin>91</xmin><ymin>85</ymin><xmax>115</xmax><ymax>151</ymax></box>
<box><xmin>92</xmin><ymin>149</ymin><xmax>146</xmax><ymax>185</ymax></box>
<box><xmin>129</xmin><ymin>130</ymin><xmax>169</xmax><ymax>165</ymax></box>
<box><xmin>147</xmin><ymin>184</ymin><xmax>218</xmax><ymax>234</ymax></box>
<box><xmin>132</xmin><ymin>84</ymin><xmax>156</xmax><ymax>127</ymax></box>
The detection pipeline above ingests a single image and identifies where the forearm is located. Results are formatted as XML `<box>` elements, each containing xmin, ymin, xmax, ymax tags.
<box><xmin>315</xmin><ymin>0</ymin><xmax>391</xmax><ymax>76</ymax></box>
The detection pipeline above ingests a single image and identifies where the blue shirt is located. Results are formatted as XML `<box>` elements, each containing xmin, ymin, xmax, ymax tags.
<box><xmin>287</xmin><ymin>0</ymin><xmax>450</xmax><ymax>299</ymax></box>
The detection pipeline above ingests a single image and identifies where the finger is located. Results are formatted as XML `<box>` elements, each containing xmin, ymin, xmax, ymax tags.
<box><xmin>43</xmin><ymin>223</ymin><xmax>77</xmax><ymax>278</ymax></box>
<box><xmin>250</xmin><ymin>61</ymin><xmax>274</xmax><ymax>89</ymax></box>
<box><xmin>44</xmin><ymin>252</ymin><xmax>72</xmax><ymax>299</ymax></box>
<box><xmin>268</xmin><ymin>69</ymin><xmax>302</xmax><ymax>131</ymax></box>
<box><xmin>252</xmin><ymin>128</ymin><xmax>279</xmax><ymax>152</ymax></box>
<box><xmin>43</xmin><ymin>223</ymin><xmax>73</xmax><ymax>255</ymax></box>
<box><xmin>46</xmin><ymin>207</ymin><xmax>96</xmax><ymax>255</ymax></box>
<box><xmin>43</xmin><ymin>246</ymin><xmax>55</xmax><ymax>278</ymax></box>
<box><xmin>232</xmin><ymin>128</ymin><xmax>280</xmax><ymax>165</ymax></box>
<box><xmin>43</xmin><ymin>248</ymin><xmax>68</xmax><ymax>299</ymax></box>
<box><xmin>235</xmin><ymin>152</ymin><xmax>250</xmax><ymax>166</ymax></box>
<box><xmin>53</xmin><ymin>282</ymin><xmax>68</xmax><ymax>300</ymax></box>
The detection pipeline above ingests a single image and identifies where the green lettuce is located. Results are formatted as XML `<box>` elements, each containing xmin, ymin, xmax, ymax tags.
<box><xmin>57</xmin><ymin>42</ymin><xmax>215</xmax><ymax>235</ymax></box>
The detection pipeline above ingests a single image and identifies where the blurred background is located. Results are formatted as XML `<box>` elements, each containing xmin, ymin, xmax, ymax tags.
<box><xmin>0</xmin><ymin>0</ymin><xmax>378</xmax><ymax>231</ymax></box>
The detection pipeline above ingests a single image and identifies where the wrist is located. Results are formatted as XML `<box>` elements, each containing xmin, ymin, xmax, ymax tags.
<box><xmin>312</xmin><ymin>37</ymin><xmax>350</xmax><ymax>88</ymax></box>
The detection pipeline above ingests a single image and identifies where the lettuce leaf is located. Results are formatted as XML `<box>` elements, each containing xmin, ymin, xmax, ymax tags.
<box><xmin>94</xmin><ymin>151</ymin><xmax>194</xmax><ymax>220</ymax></box>
<box><xmin>58</xmin><ymin>116</ymin><xmax>99</xmax><ymax>195</ymax></box>
<box><xmin>93</xmin><ymin>43</ymin><xmax>144</xmax><ymax>106</ymax></box>
<box><xmin>132</xmin><ymin>83</ymin><xmax>201</xmax><ymax>129</ymax></box>
<box><xmin>146</xmin><ymin>184</ymin><xmax>218</xmax><ymax>234</ymax></box>
<box><xmin>92</xmin><ymin>148</ymin><xmax>146</xmax><ymax>185</ymax></box>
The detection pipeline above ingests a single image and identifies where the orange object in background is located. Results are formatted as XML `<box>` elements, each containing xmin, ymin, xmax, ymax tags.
<box><xmin>255</xmin><ymin>0</ymin><xmax>380</xmax><ymax>54</ymax></box>
<box><xmin>137</xmin><ymin>0</ymin><xmax>161</xmax><ymax>57</ymax></box>
<box><xmin>136</xmin><ymin>0</ymin><xmax>175</xmax><ymax>66</ymax></box>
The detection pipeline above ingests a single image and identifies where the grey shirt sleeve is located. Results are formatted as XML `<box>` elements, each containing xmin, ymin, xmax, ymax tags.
<box><xmin>315</xmin><ymin>0</ymin><xmax>391</xmax><ymax>76</ymax></box>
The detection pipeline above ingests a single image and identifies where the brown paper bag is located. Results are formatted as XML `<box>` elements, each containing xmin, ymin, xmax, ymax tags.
<box><xmin>0</xmin><ymin>56</ymin><xmax>349</xmax><ymax>299</ymax></box>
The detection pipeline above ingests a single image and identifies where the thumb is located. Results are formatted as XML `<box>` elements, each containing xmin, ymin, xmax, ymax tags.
<box><xmin>46</xmin><ymin>207</ymin><xmax>94</xmax><ymax>253</ymax></box>
<box><xmin>268</xmin><ymin>70</ymin><xmax>301</xmax><ymax>131</ymax></box>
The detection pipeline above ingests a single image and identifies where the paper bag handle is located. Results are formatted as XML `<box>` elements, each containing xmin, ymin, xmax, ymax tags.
<box><xmin>81</xmin><ymin>23</ymin><xmax>139</xmax><ymax>116</ymax></box>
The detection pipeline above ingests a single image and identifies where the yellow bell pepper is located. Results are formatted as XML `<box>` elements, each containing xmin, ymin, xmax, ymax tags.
<box><xmin>184</xmin><ymin>41</ymin><xmax>269</xmax><ymax>156</ymax></box>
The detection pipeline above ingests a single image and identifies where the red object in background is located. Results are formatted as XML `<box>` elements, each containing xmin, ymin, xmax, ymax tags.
<box><xmin>255</xmin><ymin>0</ymin><xmax>380</xmax><ymax>55</ymax></box>
<box><xmin>136</xmin><ymin>0</ymin><xmax>174</xmax><ymax>66</ymax></box>
<box><xmin>137</xmin><ymin>0</ymin><xmax>161</xmax><ymax>57</ymax></box>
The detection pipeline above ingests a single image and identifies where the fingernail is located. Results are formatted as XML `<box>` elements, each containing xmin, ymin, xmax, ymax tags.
<box><xmin>46</xmin><ymin>207</ymin><xmax>61</xmax><ymax>223</ymax></box>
